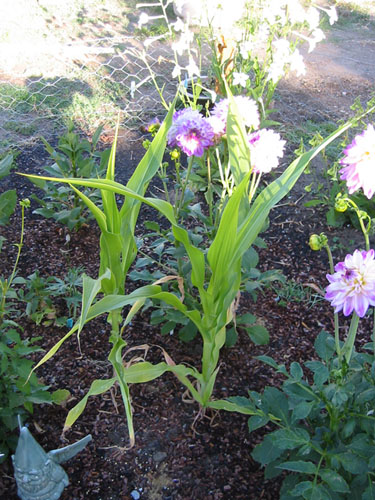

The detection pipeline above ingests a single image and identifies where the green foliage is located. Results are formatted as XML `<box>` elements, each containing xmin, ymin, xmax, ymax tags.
<box><xmin>236</xmin><ymin>331</ymin><xmax>375</xmax><ymax>499</ymax></box>
<box><xmin>0</xmin><ymin>201</ymin><xmax>69</xmax><ymax>460</ymax></box>
<box><xmin>30</xmin><ymin>123</ymin><xmax>108</xmax><ymax>230</ymax></box>
<box><xmin>16</xmin><ymin>267</ymin><xmax>84</xmax><ymax>326</ymax></box>
<box><xmin>0</xmin><ymin>154</ymin><xmax>17</xmax><ymax>226</ymax></box>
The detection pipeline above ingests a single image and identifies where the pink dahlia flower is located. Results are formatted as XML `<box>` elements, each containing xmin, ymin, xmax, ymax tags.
<box><xmin>339</xmin><ymin>124</ymin><xmax>375</xmax><ymax>199</ymax></box>
<box><xmin>247</xmin><ymin>129</ymin><xmax>285</xmax><ymax>174</ymax></box>
<box><xmin>209</xmin><ymin>96</ymin><xmax>260</xmax><ymax>138</ymax></box>
<box><xmin>325</xmin><ymin>249</ymin><xmax>375</xmax><ymax>317</ymax></box>
<box><xmin>167</xmin><ymin>108</ymin><xmax>214</xmax><ymax>157</ymax></box>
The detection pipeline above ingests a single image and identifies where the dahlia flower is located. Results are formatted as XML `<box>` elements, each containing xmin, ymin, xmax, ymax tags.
<box><xmin>247</xmin><ymin>129</ymin><xmax>285</xmax><ymax>174</ymax></box>
<box><xmin>339</xmin><ymin>124</ymin><xmax>375</xmax><ymax>199</ymax></box>
<box><xmin>167</xmin><ymin>108</ymin><xmax>214</xmax><ymax>157</ymax></box>
<box><xmin>209</xmin><ymin>96</ymin><xmax>260</xmax><ymax>138</ymax></box>
<box><xmin>325</xmin><ymin>249</ymin><xmax>375</xmax><ymax>317</ymax></box>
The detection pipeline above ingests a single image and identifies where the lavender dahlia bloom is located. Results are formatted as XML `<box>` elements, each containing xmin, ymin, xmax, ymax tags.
<box><xmin>325</xmin><ymin>249</ymin><xmax>375</xmax><ymax>317</ymax></box>
<box><xmin>247</xmin><ymin>129</ymin><xmax>285</xmax><ymax>174</ymax></box>
<box><xmin>167</xmin><ymin>108</ymin><xmax>214</xmax><ymax>157</ymax></box>
<box><xmin>208</xmin><ymin>96</ymin><xmax>260</xmax><ymax>138</ymax></box>
<box><xmin>339</xmin><ymin>124</ymin><xmax>375</xmax><ymax>199</ymax></box>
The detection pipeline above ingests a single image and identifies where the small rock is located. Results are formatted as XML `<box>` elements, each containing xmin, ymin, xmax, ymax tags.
<box><xmin>130</xmin><ymin>490</ymin><xmax>141</xmax><ymax>500</ymax></box>
<box><xmin>152</xmin><ymin>451</ymin><xmax>167</xmax><ymax>463</ymax></box>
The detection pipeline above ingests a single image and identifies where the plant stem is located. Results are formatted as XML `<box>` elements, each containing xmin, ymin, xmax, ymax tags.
<box><xmin>325</xmin><ymin>243</ymin><xmax>341</xmax><ymax>359</ymax></box>
<box><xmin>176</xmin><ymin>155</ymin><xmax>194</xmax><ymax>220</ymax></box>
<box><xmin>1</xmin><ymin>201</ymin><xmax>27</xmax><ymax>321</ymax></box>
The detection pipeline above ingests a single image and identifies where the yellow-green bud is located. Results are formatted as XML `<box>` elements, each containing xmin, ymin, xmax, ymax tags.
<box><xmin>170</xmin><ymin>149</ymin><xmax>180</xmax><ymax>161</ymax></box>
<box><xmin>142</xmin><ymin>139</ymin><xmax>151</xmax><ymax>150</ymax></box>
<box><xmin>309</xmin><ymin>233</ymin><xmax>328</xmax><ymax>251</ymax></box>
<box><xmin>20</xmin><ymin>198</ymin><xmax>30</xmax><ymax>208</ymax></box>
<box><xmin>335</xmin><ymin>198</ymin><xmax>348</xmax><ymax>212</ymax></box>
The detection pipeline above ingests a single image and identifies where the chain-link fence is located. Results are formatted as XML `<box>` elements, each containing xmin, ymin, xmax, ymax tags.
<box><xmin>0</xmin><ymin>32</ymin><xmax>184</xmax><ymax>152</ymax></box>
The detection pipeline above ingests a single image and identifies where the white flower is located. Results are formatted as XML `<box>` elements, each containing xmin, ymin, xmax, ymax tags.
<box><xmin>248</xmin><ymin>129</ymin><xmax>286</xmax><ymax>174</ymax></box>
<box><xmin>289</xmin><ymin>49</ymin><xmax>306</xmax><ymax>77</ymax></box>
<box><xmin>327</xmin><ymin>6</ymin><xmax>338</xmax><ymax>25</ymax></box>
<box><xmin>172</xmin><ymin>18</ymin><xmax>185</xmax><ymax>32</ymax></box>
<box><xmin>172</xmin><ymin>64</ymin><xmax>182</xmax><ymax>79</ymax></box>
<box><xmin>232</xmin><ymin>72</ymin><xmax>249</xmax><ymax>87</ymax></box>
<box><xmin>186</xmin><ymin>57</ymin><xmax>200</xmax><ymax>77</ymax></box>
<box><xmin>239</xmin><ymin>40</ymin><xmax>253</xmax><ymax>59</ymax></box>
<box><xmin>316</xmin><ymin>5</ymin><xmax>338</xmax><ymax>25</ymax></box>
<box><xmin>267</xmin><ymin>61</ymin><xmax>285</xmax><ymax>84</ymax></box>
<box><xmin>138</xmin><ymin>12</ymin><xmax>149</xmax><ymax>28</ymax></box>
<box><xmin>305</xmin><ymin>7</ymin><xmax>320</xmax><ymax>30</ymax></box>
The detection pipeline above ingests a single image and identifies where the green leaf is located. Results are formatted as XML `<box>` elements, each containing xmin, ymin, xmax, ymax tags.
<box><xmin>291</xmin><ymin>401</ymin><xmax>314</xmax><ymax>423</ymax></box>
<box><xmin>305</xmin><ymin>360</ymin><xmax>329</xmax><ymax>387</ymax></box>
<box><xmin>79</xmin><ymin>270</ymin><xmax>111</xmax><ymax>333</ymax></box>
<box><xmin>248</xmin><ymin>414</ymin><xmax>269</xmax><ymax>432</ymax></box>
<box><xmin>314</xmin><ymin>331</ymin><xmax>335</xmax><ymax>362</ymax></box>
<box><xmin>246</xmin><ymin>324</ymin><xmax>269</xmax><ymax>345</ymax></box>
<box><xmin>290</xmin><ymin>481</ymin><xmax>315</xmax><ymax>497</ymax></box>
<box><xmin>271</xmin><ymin>428</ymin><xmax>310</xmax><ymax>450</ymax></box>
<box><xmin>256</xmin><ymin>355</ymin><xmax>279</xmax><ymax>369</ymax></box>
<box><xmin>336</xmin><ymin>452</ymin><xmax>368</xmax><ymax>474</ymax></box>
<box><xmin>290</xmin><ymin>362</ymin><xmax>304</xmax><ymax>381</ymax></box>
<box><xmin>0</xmin><ymin>190</ymin><xmax>17</xmax><ymax>225</ymax></box>
<box><xmin>262</xmin><ymin>387</ymin><xmax>290</xmax><ymax>424</ymax></box>
<box><xmin>64</xmin><ymin>378</ymin><xmax>116</xmax><ymax>429</ymax></box>
<box><xmin>319</xmin><ymin>469</ymin><xmax>349</xmax><ymax>493</ymax></box>
<box><xmin>51</xmin><ymin>389</ymin><xmax>70</xmax><ymax>404</ymax></box>
<box><xmin>236</xmin><ymin>313</ymin><xmax>256</xmax><ymax>325</ymax></box>
<box><xmin>0</xmin><ymin>154</ymin><xmax>14</xmax><ymax>179</ymax></box>
<box><xmin>209</xmin><ymin>397</ymin><xmax>257</xmax><ymax>415</ymax></box>
<box><xmin>252</xmin><ymin>434</ymin><xmax>284</xmax><ymax>466</ymax></box>
<box><xmin>277</xmin><ymin>460</ymin><xmax>317</xmax><ymax>474</ymax></box>
<box><xmin>225</xmin><ymin>327</ymin><xmax>238</xmax><ymax>347</ymax></box>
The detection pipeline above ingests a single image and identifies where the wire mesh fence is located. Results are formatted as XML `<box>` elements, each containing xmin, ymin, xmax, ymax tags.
<box><xmin>0</xmin><ymin>34</ymin><xmax>181</xmax><ymax>152</ymax></box>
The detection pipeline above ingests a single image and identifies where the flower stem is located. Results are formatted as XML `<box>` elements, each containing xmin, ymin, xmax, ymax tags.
<box><xmin>341</xmin><ymin>312</ymin><xmax>360</xmax><ymax>363</ymax></box>
<box><xmin>325</xmin><ymin>243</ymin><xmax>341</xmax><ymax>358</ymax></box>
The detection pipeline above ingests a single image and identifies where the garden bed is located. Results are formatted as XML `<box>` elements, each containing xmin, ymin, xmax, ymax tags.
<box><xmin>1</xmin><ymin>8</ymin><xmax>375</xmax><ymax>500</ymax></box>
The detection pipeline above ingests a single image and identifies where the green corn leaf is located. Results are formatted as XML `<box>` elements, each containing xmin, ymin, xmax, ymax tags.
<box><xmin>0</xmin><ymin>154</ymin><xmax>14</xmax><ymax>179</ymax></box>
<box><xmin>120</xmin><ymin>99</ymin><xmax>175</xmax><ymax>223</ymax></box>
<box><xmin>207</xmin><ymin>399</ymin><xmax>258</xmax><ymax>414</ymax></box>
<box><xmin>231</xmin><ymin>116</ymin><xmax>367</xmax><ymax>267</ymax></box>
<box><xmin>172</xmin><ymin>224</ymin><xmax>205</xmax><ymax>290</ymax></box>
<box><xmin>0</xmin><ymin>190</ymin><xmax>17</xmax><ymax>225</ymax></box>
<box><xmin>64</xmin><ymin>377</ymin><xmax>116</xmax><ymax>430</ymax></box>
<box><xmin>102</xmin><ymin>118</ymin><xmax>120</xmax><ymax>233</ymax></box>
<box><xmin>108</xmin><ymin>336</ymin><xmax>134</xmax><ymax>446</ymax></box>
<box><xmin>21</xmin><ymin>175</ymin><xmax>177</xmax><ymax>225</ymax></box>
<box><xmin>226</xmin><ymin>91</ymin><xmax>251</xmax><ymax>186</ymax></box>
<box><xmin>80</xmin><ymin>270</ymin><xmax>111</xmax><ymax>333</ymax></box>
<box><xmin>69</xmin><ymin>183</ymin><xmax>107</xmax><ymax>232</ymax></box>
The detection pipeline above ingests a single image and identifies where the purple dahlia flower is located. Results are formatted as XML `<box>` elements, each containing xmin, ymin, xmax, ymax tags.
<box><xmin>339</xmin><ymin>124</ymin><xmax>375</xmax><ymax>199</ymax></box>
<box><xmin>167</xmin><ymin>108</ymin><xmax>214</xmax><ymax>157</ymax></box>
<box><xmin>325</xmin><ymin>249</ymin><xmax>375</xmax><ymax>317</ymax></box>
<box><xmin>247</xmin><ymin>129</ymin><xmax>285</xmax><ymax>174</ymax></box>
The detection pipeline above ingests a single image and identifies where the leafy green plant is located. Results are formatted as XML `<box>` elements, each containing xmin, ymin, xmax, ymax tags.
<box><xmin>0</xmin><ymin>153</ymin><xmax>16</xmax><ymax>226</ymax></box>
<box><xmin>230</xmin><ymin>331</ymin><xmax>375</xmax><ymax>500</ymax></box>
<box><xmin>30</xmin><ymin>123</ymin><xmax>109</xmax><ymax>230</ymax></box>
<box><xmin>0</xmin><ymin>199</ymin><xmax>68</xmax><ymax>460</ymax></box>
<box><xmin>23</xmin><ymin>89</ymin><xmax>368</xmax><ymax>451</ymax></box>
<box><xmin>16</xmin><ymin>266</ymin><xmax>84</xmax><ymax>326</ymax></box>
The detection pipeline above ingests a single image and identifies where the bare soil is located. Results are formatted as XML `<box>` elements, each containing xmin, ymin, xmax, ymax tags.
<box><xmin>1</xmin><ymin>11</ymin><xmax>375</xmax><ymax>500</ymax></box>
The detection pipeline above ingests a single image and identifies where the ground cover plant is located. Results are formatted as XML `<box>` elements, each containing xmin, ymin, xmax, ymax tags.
<box><xmin>1</xmin><ymin>1</ymin><xmax>375</xmax><ymax>499</ymax></box>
